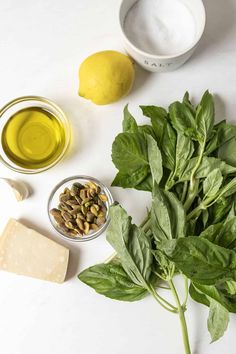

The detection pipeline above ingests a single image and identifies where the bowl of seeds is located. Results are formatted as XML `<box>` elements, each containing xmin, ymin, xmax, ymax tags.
<box><xmin>48</xmin><ymin>175</ymin><xmax>114</xmax><ymax>242</ymax></box>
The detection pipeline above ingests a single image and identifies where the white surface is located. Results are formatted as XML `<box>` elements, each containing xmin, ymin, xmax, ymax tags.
<box><xmin>0</xmin><ymin>0</ymin><xmax>236</xmax><ymax>353</ymax></box>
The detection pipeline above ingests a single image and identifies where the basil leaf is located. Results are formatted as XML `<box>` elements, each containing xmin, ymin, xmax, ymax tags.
<box><xmin>78</xmin><ymin>262</ymin><xmax>148</xmax><ymax>302</ymax></box>
<box><xmin>146</xmin><ymin>134</ymin><xmax>163</xmax><ymax>185</ymax></box>
<box><xmin>205</xmin><ymin>120</ymin><xmax>236</xmax><ymax>155</ymax></box>
<box><xmin>195</xmin><ymin>90</ymin><xmax>214</xmax><ymax>143</ymax></box>
<box><xmin>214</xmin><ymin>217</ymin><xmax>236</xmax><ymax>249</ymax></box>
<box><xmin>140</xmin><ymin>105</ymin><xmax>168</xmax><ymax>144</ymax></box>
<box><xmin>203</xmin><ymin>168</ymin><xmax>223</xmax><ymax>198</ymax></box>
<box><xmin>112</xmin><ymin>132</ymin><xmax>149</xmax><ymax>175</ymax></box>
<box><xmin>135</xmin><ymin>174</ymin><xmax>153</xmax><ymax>192</ymax></box>
<box><xmin>191</xmin><ymin>282</ymin><xmax>236</xmax><ymax>313</ymax></box>
<box><xmin>222</xmin><ymin>280</ymin><xmax>236</xmax><ymax>295</ymax></box>
<box><xmin>207</xmin><ymin>299</ymin><xmax>229</xmax><ymax>342</ymax></box>
<box><xmin>151</xmin><ymin>184</ymin><xmax>186</xmax><ymax>244</ymax></box>
<box><xmin>200</xmin><ymin>223</ymin><xmax>222</xmax><ymax>243</ymax></box>
<box><xmin>179</xmin><ymin>157</ymin><xmax>236</xmax><ymax>182</ymax></box>
<box><xmin>122</xmin><ymin>105</ymin><xmax>138</xmax><ymax>133</ymax></box>
<box><xmin>217</xmin><ymin>177</ymin><xmax>236</xmax><ymax>199</ymax></box>
<box><xmin>209</xmin><ymin>196</ymin><xmax>233</xmax><ymax>224</ymax></box>
<box><xmin>174</xmin><ymin>133</ymin><xmax>194</xmax><ymax>177</ymax></box>
<box><xmin>138</xmin><ymin>125</ymin><xmax>156</xmax><ymax>139</ymax></box>
<box><xmin>161</xmin><ymin>121</ymin><xmax>177</xmax><ymax>170</ymax></box>
<box><xmin>107</xmin><ymin>205</ymin><xmax>153</xmax><ymax>288</ymax></box>
<box><xmin>169</xmin><ymin>101</ymin><xmax>198</xmax><ymax>140</ymax></box>
<box><xmin>218</xmin><ymin>137</ymin><xmax>236</xmax><ymax>167</ymax></box>
<box><xmin>162</xmin><ymin>237</ymin><xmax>236</xmax><ymax>285</ymax></box>
<box><xmin>182</xmin><ymin>91</ymin><xmax>195</xmax><ymax>115</ymax></box>
<box><xmin>189</xmin><ymin>283</ymin><xmax>210</xmax><ymax>307</ymax></box>
<box><xmin>112</xmin><ymin>167</ymin><xmax>150</xmax><ymax>189</ymax></box>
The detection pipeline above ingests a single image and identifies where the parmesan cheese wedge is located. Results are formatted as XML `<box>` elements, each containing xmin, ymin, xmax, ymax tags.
<box><xmin>0</xmin><ymin>219</ymin><xmax>69</xmax><ymax>283</ymax></box>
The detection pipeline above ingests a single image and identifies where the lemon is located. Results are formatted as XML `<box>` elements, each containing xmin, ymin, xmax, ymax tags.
<box><xmin>78</xmin><ymin>50</ymin><xmax>135</xmax><ymax>105</ymax></box>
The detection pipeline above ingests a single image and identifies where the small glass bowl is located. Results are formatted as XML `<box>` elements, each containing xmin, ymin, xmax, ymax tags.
<box><xmin>0</xmin><ymin>96</ymin><xmax>71</xmax><ymax>174</ymax></box>
<box><xmin>47</xmin><ymin>175</ymin><xmax>114</xmax><ymax>242</ymax></box>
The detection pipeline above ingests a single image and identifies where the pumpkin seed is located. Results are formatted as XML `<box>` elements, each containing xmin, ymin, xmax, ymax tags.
<box><xmin>61</xmin><ymin>210</ymin><xmax>72</xmax><ymax>221</ymax></box>
<box><xmin>76</xmin><ymin>218</ymin><xmax>84</xmax><ymax>231</ymax></box>
<box><xmin>84</xmin><ymin>222</ymin><xmax>90</xmax><ymax>235</ymax></box>
<box><xmin>90</xmin><ymin>205</ymin><xmax>98</xmax><ymax>217</ymax></box>
<box><xmin>99</xmin><ymin>194</ymin><xmax>108</xmax><ymax>202</ymax></box>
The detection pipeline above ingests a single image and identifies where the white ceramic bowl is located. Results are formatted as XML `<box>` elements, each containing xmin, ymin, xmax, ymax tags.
<box><xmin>119</xmin><ymin>0</ymin><xmax>206</xmax><ymax>72</ymax></box>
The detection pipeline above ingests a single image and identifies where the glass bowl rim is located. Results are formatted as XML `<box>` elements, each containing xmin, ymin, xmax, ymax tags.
<box><xmin>0</xmin><ymin>95</ymin><xmax>71</xmax><ymax>174</ymax></box>
<box><xmin>47</xmin><ymin>175</ymin><xmax>114</xmax><ymax>242</ymax></box>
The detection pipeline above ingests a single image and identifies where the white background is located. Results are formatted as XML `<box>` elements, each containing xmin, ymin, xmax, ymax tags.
<box><xmin>0</xmin><ymin>0</ymin><xmax>236</xmax><ymax>353</ymax></box>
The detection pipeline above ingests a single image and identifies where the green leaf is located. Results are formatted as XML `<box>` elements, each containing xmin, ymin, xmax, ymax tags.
<box><xmin>218</xmin><ymin>137</ymin><xmax>236</xmax><ymax>167</ymax></box>
<box><xmin>207</xmin><ymin>299</ymin><xmax>229</xmax><ymax>342</ymax></box>
<box><xmin>122</xmin><ymin>105</ymin><xmax>138</xmax><ymax>133</ymax></box>
<box><xmin>214</xmin><ymin>217</ymin><xmax>236</xmax><ymax>249</ymax></box>
<box><xmin>112</xmin><ymin>132</ymin><xmax>149</xmax><ymax>175</ymax></box>
<box><xmin>162</xmin><ymin>236</ymin><xmax>236</xmax><ymax>285</ymax></box>
<box><xmin>135</xmin><ymin>174</ymin><xmax>153</xmax><ymax>192</ymax></box>
<box><xmin>78</xmin><ymin>262</ymin><xmax>148</xmax><ymax>302</ymax></box>
<box><xmin>140</xmin><ymin>105</ymin><xmax>168</xmax><ymax>144</ymax></box>
<box><xmin>179</xmin><ymin>157</ymin><xmax>236</xmax><ymax>182</ymax></box>
<box><xmin>138</xmin><ymin>125</ymin><xmax>156</xmax><ymax>139</ymax></box>
<box><xmin>112</xmin><ymin>167</ymin><xmax>150</xmax><ymax>189</ymax></box>
<box><xmin>203</xmin><ymin>169</ymin><xmax>223</xmax><ymax>198</ymax></box>
<box><xmin>209</xmin><ymin>196</ymin><xmax>233</xmax><ymax>224</ymax></box>
<box><xmin>182</xmin><ymin>91</ymin><xmax>195</xmax><ymax>115</ymax></box>
<box><xmin>205</xmin><ymin>120</ymin><xmax>236</xmax><ymax>155</ymax></box>
<box><xmin>174</xmin><ymin>133</ymin><xmax>194</xmax><ymax>177</ymax></box>
<box><xmin>222</xmin><ymin>280</ymin><xmax>236</xmax><ymax>296</ymax></box>
<box><xmin>146</xmin><ymin>134</ymin><xmax>163</xmax><ymax>185</ymax></box>
<box><xmin>200</xmin><ymin>223</ymin><xmax>222</xmax><ymax>243</ymax></box>
<box><xmin>169</xmin><ymin>101</ymin><xmax>198</xmax><ymax>140</ymax></box>
<box><xmin>107</xmin><ymin>205</ymin><xmax>153</xmax><ymax>288</ymax></box>
<box><xmin>151</xmin><ymin>184</ymin><xmax>186</xmax><ymax>244</ymax></box>
<box><xmin>161</xmin><ymin>121</ymin><xmax>176</xmax><ymax>170</ymax></box>
<box><xmin>189</xmin><ymin>283</ymin><xmax>210</xmax><ymax>307</ymax></box>
<box><xmin>191</xmin><ymin>282</ymin><xmax>236</xmax><ymax>313</ymax></box>
<box><xmin>196</xmin><ymin>90</ymin><xmax>214</xmax><ymax>143</ymax></box>
<box><xmin>217</xmin><ymin>177</ymin><xmax>236</xmax><ymax>199</ymax></box>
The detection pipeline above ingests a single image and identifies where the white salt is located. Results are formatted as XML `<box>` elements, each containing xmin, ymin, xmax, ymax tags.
<box><xmin>124</xmin><ymin>0</ymin><xmax>196</xmax><ymax>56</ymax></box>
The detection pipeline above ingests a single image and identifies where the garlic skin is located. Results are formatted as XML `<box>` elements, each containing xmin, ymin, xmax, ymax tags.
<box><xmin>0</xmin><ymin>178</ymin><xmax>29</xmax><ymax>201</ymax></box>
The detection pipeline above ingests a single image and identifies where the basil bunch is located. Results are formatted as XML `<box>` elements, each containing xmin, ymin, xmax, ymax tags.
<box><xmin>78</xmin><ymin>91</ymin><xmax>236</xmax><ymax>353</ymax></box>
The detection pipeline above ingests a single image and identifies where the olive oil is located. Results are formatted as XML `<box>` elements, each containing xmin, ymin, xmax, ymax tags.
<box><xmin>1</xmin><ymin>107</ymin><xmax>66</xmax><ymax>169</ymax></box>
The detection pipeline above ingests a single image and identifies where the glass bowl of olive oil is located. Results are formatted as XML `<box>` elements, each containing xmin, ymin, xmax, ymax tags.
<box><xmin>0</xmin><ymin>96</ymin><xmax>71</xmax><ymax>173</ymax></box>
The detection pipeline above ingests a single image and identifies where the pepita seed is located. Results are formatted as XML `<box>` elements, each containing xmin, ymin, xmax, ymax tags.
<box><xmin>66</xmin><ymin>199</ymin><xmax>79</xmax><ymax>206</ymax></box>
<box><xmin>81</xmin><ymin>198</ymin><xmax>92</xmax><ymax>205</ymax></box>
<box><xmin>91</xmin><ymin>223</ymin><xmax>99</xmax><ymax>230</ymax></box>
<box><xmin>84</xmin><ymin>222</ymin><xmax>90</xmax><ymax>235</ymax></box>
<box><xmin>66</xmin><ymin>230</ymin><xmax>78</xmax><ymax>237</ymax></box>
<box><xmin>61</xmin><ymin>211</ymin><xmax>72</xmax><ymax>221</ymax></box>
<box><xmin>90</xmin><ymin>206</ymin><xmax>98</xmax><ymax>217</ymax></box>
<box><xmin>53</xmin><ymin>214</ymin><xmax>64</xmax><ymax>225</ymax></box>
<box><xmin>81</xmin><ymin>205</ymin><xmax>87</xmax><ymax>215</ymax></box>
<box><xmin>98</xmin><ymin>211</ymin><xmax>105</xmax><ymax>218</ymax></box>
<box><xmin>86</xmin><ymin>212</ymin><xmax>95</xmax><ymax>222</ymax></box>
<box><xmin>99</xmin><ymin>194</ymin><xmax>108</xmax><ymax>202</ymax></box>
<box><xmin>77</xmin><ymin>212</ymin><xmax>85</xmax><ymax>221</ymax></box>
<box><xmin>76</xmin><ymin>218</ymin><xmax>84</xmax><ymax>231</ymax></box>
<box><xmin>59</xmin><ymin>194</ymin><xmax>71</xmax><ymax>203</ymax></box>
<box><xmin>97</xmin><ymin>217</ymin><xmax>106</xmax><ymax>226</ymax></box>
<box><xmin>72</xmin><ymin>204</ymin><xmax>81</xmax><ymax>211</ymax></box>
<box><xmin>80</xmin><ymin>189</ymin><xmax>87</xmax><ymax>200</ymax></box>
<box><xmin>65</xmin><ymin>221</ymin><xmax>74</xmax><ymax>229</ymax></box>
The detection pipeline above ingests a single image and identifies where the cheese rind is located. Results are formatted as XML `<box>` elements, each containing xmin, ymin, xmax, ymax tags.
<box><xmin>0</xmin><ymin>219</ymin><xmax>69</xmax><ymax>283</ymax></box>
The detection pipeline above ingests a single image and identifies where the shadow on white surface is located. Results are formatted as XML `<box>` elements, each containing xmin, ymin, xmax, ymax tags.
<box><xmin>195</xmin><ymin>0</ymin><xmax>236</xmax><ymax>57</ymax></box>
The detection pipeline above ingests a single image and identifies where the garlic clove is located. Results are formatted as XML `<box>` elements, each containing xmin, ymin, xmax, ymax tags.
<box><xmin>0</xmin><ymin>178</ymin><xmax>29</xmax><ymax>202</ymax></box>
